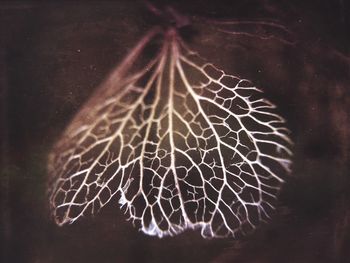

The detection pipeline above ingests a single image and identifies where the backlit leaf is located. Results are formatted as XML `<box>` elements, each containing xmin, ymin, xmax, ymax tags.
<box><xmin>48</xmin><ymin>27</ymin><xmax>292</xmax><ymax>238</ymax></box>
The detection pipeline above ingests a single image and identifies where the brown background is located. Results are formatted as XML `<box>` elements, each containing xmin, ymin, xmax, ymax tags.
<box><xmin>1</xmin><ymin>1</ymin><xmax>349</xmax><ymax>262</ymax></box>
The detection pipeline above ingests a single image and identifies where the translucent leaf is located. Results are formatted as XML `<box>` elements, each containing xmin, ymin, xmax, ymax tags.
<box><xmin>48</xmin><ymin>28</ymin><xmax>292</xmax><ymax>238</ymax></box>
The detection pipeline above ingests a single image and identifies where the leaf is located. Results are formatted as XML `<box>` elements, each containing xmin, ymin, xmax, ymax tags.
<box><xmin>48</xmin><ymin>27</ymin><xmax>292</xmax><ymax>238</ymax></box>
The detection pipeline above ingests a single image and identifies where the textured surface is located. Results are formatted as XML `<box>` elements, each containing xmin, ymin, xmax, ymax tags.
<box><xmin>3</xmin><ymin>1</ymin><xmax>350</xmax><ymax>262</ymax></box>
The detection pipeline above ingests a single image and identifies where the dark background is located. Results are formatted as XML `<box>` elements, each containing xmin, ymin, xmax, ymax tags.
<box><xmin>1</xmin><ymin>1</ymin><xmax>349</xmax><ymax>262</ymax></box>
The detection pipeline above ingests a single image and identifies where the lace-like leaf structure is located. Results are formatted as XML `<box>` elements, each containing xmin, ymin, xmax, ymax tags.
<box><xmin>48</xmin><ymin>28</ymin><xmax>292</xmax><ymax>238</ymax></box>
